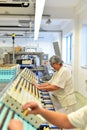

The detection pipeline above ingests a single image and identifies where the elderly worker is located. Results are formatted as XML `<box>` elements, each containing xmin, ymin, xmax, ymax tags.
<box><xmin>34</xmin><ymin>55</ymin><xmax>77</xmax><ymax>113</ymax></box>
<box><xmin>8</xmin><ymin>102</ymin><xmax>87</xmax><ymax>130</ymax></box>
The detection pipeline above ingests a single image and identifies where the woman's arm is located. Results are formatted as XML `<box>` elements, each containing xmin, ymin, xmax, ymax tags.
<box><xmin>22</xmin><ymin>102</ymin><xmax>75</xmax><ymax>129</ymax></box>
<box><xmin>36</xmin><ymin>84</ymin><xmax>59</xmax><ymax>91</ymax></box>
<box><xmin>37</xmin><ymin>82</ymin><xmax>50</xmax><ymax>87</ymax></box>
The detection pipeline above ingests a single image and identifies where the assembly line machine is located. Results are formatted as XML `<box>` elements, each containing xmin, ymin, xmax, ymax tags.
<box><xmin>0</xmin><ymin>68</ymin><xmax>61</xmax><ymax>130</ymax></box>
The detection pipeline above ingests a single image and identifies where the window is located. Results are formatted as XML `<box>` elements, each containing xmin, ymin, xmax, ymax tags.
<box><xmin>81</xmin><ymin>25</ymin><xmax>87</xmax><ymax>67</ymax></box>
<box><xmin>62</xmin><ymin>33</ymin><xmax>73</xmax><ymax>64</ymax></box>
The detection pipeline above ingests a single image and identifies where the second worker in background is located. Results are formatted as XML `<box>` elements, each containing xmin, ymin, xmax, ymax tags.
<box><xmin>34</xmin><ymin>55</ymin><xmax>77</xmax><ymax>114</ymax></box>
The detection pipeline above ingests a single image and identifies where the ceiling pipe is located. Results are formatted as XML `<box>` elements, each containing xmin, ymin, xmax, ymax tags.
<box><xmin>0</xmin><ymin>13</ymin><xmax>50</xmax><ymax>19</ymax></box>
<box><xmin>0</xmin><ymin>3</ymin><xmax>29</xmax><ymax>7</ymax></box>
<box><xmin>0</xmin><ymin>28</ymin><xmax>62</xmax><ymax>32</ymax></box>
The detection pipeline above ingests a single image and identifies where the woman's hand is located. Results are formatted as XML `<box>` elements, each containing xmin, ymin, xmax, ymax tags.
<box><xmin>22</xmin><ymin>102</ymin><xmax>41</xmax><ymax>115</ymax></box>
<box><xmin>8</xmin><ymin>119</ymin><xmax>23</xmax><ymax>130</ymax></box>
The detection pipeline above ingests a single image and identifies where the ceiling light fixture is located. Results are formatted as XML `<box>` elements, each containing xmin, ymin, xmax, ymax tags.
<box><xmin>34</xmin><ymin>0</ymin><xmax>46</xmax><ymax>40</ymax></box>
<box><xmin>46</xmin><ymin>18</ymin><xmax>51</xmax><ymax>24</ymax></box>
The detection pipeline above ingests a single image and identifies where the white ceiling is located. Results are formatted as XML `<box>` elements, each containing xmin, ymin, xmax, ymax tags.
<box><xmin>0</xmin><ymin>0</ymin><xmax>81</xmax><ymax>42</ymax></box>
<box><xmin>45</xmin><ymin>0</ymin><xmax>81</xmax><ymax>7</ymax></box>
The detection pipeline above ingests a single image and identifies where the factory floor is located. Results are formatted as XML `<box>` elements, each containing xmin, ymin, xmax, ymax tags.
<box><xmin>75</xmin><ymin>91</ymin><xmax>87</xmax><ymax>109</ymax></box>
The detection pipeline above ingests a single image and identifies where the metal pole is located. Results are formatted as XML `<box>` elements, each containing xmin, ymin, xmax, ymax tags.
<box><xmin>12</xmin><ymin>33</ymin><xmax>15</xmax><ymax>64</ymax></box>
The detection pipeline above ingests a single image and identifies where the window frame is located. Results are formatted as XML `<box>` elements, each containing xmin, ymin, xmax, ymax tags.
<box><xmin>62</xmin><ymin>33</ymin><xmax>73</xmax><ymax>65</ymax></box>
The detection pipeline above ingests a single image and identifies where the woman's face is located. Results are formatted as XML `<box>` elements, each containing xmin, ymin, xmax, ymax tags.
<box><xmin>51</xmin><ymin>63</ymin><xmax>61</xmax><ymax>71</ymax></box>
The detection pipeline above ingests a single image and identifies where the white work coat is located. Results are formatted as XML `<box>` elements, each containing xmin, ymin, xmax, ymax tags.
<box><xmin>48</xmin><ymin>66</ymin><xmax>77</xmax><ymax>108</ymax></box>
<box><xmin>68</xmin><ymin>105</ymin><xmax>87</xmax><ymax>130</ymax></box>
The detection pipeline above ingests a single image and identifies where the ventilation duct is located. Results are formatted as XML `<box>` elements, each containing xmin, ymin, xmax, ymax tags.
<box><xmin>19</xmin><ymin>20</ymin><xmax>34</xmax><ymax>29</ymax></box>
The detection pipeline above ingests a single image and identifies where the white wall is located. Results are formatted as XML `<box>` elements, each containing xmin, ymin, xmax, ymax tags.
<box><xmin>62</xmin><ymin>3</ymin><xmax>87</xmax><ymax>98</ymax></box>
<box><xmin>77</xmin><ymin>8</ymin><xmax>87</xmax><ymax>98</ymax></box>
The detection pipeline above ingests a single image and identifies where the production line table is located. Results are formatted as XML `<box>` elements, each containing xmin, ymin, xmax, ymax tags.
<box><xmin>0</xmin><ymin>68</ymin><xmax>62</xmax><ymax>130</ymax></box>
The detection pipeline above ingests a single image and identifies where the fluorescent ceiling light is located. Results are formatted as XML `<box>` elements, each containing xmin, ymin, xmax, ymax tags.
<box><xmin>34</xmin><ymin>0</ymin><xmax>45</xmax><ymax>40</ymax></box>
